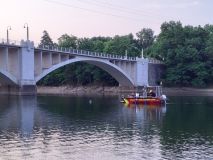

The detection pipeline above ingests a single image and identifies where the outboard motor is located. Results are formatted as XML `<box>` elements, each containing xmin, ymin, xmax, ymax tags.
<box><xmin>161</xmin><ymin>95</ymin><xmax>167</xmax><ymax>100</ymax></box>
<box><xmin>160</xmin><ymin>95</ymin><xmax>167</xmax><ymax>104</ymax></box>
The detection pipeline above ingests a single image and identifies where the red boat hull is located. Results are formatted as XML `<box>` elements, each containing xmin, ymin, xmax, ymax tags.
<box><xmin>124</xmin><ymin>97</ymin><xmax>164</xmax><ymax>105</ymax></box>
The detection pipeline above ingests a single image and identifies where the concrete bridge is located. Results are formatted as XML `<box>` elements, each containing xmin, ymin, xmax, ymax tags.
<box><xmin>0</xmin><ymin>40</ymin><xmax>163</xmax><ymax>95</ymax></box>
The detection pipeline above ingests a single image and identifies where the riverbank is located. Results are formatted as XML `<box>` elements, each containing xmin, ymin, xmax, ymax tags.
<box><xmin>163</xmin><ymin>87</ymin><xmax>213</xmax><ymax>96</ymax></box>
<box><xmin>37</xmin><ymin>86</ymin><xmax>120</xmax><ymax>96</ymax></box>
<box><xmin>37</xmin><ymin>86</ymin><xmax>213</xmax><ymax>96</ymax></box>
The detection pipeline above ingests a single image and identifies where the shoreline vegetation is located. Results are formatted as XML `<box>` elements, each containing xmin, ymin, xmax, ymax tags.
<box><xmin>37</xmin><ymin>86</ymin><xmax>213</xmax><ymax>96</ymax></box>
<box><xmin>37</xmin><ymin>22</ymin><xmax>213</xmax><ymax>89</ymax></box>
<box><xmin>29</xmin><ymin>23</ymin><xmax>213</xmax><ymax>95</ymax></box>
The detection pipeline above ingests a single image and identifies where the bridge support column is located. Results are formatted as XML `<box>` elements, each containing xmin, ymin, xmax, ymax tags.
<box><xmin>18</xmin><ymin>41</ymin><xmax>36</xmax><ymax>95</ymax></box>
<box><xmin>0</xmin><ymin>85</ymin><xmax>36</xmax><ymax>95</ymax></box>
<box><xmin>135</xmin><ymin>58</ymin><xmax>149</xmax><ymax>87</ymax></box>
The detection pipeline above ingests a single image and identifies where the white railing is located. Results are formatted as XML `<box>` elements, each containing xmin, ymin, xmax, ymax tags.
<box><xmin>0</xmin><ymin>39</ymin><xmax>21</xmax><ymax>46</ymax></box>
<box><xmin>0</xmin><ymin>42</ymin><xmax>162</xmax><ymax>63</ymax></box>
<box><xmin>35</xmin><ymin>45</ymin><xmax>137</xmax><ymax>61</ymax></box>
<box><xmin>148</xmin><ymin>58</ymin><xmax>163</xmax><ymax>64</ymax></box>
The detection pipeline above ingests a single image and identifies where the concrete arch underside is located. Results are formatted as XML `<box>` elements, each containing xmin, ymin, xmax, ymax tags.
<box><xmin>0</xmin><ymin>69</ymin><xmax>18</xmax><ymax>85</ymax></box>
<box><xmin>35</xmin><ymin>57</ymin><xmax>134</xmax><ymax>87</ymax></box>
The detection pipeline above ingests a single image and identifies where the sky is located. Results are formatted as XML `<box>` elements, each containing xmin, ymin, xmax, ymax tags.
<box><xmin>0</xmin><ymin>0</ymin><xmax>213</xmax><ymax>44</ymax></box>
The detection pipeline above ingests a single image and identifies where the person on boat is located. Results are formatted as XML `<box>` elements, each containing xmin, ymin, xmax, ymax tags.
<box><xmin>147</xmin><ymin>90</ymin><xmax>156</xmax><ymax>97</ymax></box>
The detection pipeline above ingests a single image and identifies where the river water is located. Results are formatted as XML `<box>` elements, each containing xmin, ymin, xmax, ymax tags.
<box><xmin>0</xmin><ymin>95</ymin><xmax>212</xmax><ymax>160</ymax></box>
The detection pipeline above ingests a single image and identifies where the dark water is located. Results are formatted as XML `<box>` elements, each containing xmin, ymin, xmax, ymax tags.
<box><xmin>0</xmin><ymin>95</ymin><xmax>212</xmax><ymax>160</ymax></box>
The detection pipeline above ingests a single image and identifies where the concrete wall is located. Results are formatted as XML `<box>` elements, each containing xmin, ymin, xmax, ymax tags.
<box><xmin>148</xmin><ymin>63</ymin><xmax>165</xmax><ymax>86</ymax></box>
<box><xmin>42</xmin><ymin>52</ymin><xmax>52</xmax><ymax>69</ymax></box>
<box><xmin>34</xmin><ymin>51</ymin><xmax>42</xmax><ymax>77</ymax></box>
<box><xmin>8</xmin><ymin>48</ymin><xmax>19</xmax><ymax>78</ymax></box>
<box><xmin>0</xmin><ymin>85</ymin><xmax>36</xmax><ymax>95</ymax></box>
<box><xmin>0</xmin><ymin>48</ymin><xmax>8</xmax><ymax>70</ymax></box>
<box><xmin>135</xmin><ymin>58</ymin><xmax>149</xmax><ymax>86</ymax></box>
<box><xmin>20</xmin><ymin>41</ymin><xmax>35</xmax><ymax>86</ymax></box>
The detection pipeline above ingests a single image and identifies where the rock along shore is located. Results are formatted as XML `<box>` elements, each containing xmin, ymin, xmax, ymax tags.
<box><xmin>37</xmin><ymin>85</ymin><xmax>213</xmax><ymax>96</ymax></box>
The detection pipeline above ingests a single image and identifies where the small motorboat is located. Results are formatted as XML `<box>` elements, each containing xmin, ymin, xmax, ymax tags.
<box><xmin>121</xmin><ymin>86</ymin><xmax>167</xmax><ymax>105</ymax></box>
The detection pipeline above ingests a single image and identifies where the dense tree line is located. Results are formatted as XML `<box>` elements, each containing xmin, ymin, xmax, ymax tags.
<box><xmin>150</xmin><ymin>21</ymin><xmax>213</xmax><ymax>87</ymax></box>
<box><xmin>38</xmin><ymin>21</ymin><xmax>213</xmax><ymax>87</ymax></box>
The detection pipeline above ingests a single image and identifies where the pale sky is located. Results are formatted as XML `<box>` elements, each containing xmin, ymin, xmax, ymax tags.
<box><xmin>0</xmin><ymin>0</ymin><xmax>212</xmax><ymax>43</ymax></box>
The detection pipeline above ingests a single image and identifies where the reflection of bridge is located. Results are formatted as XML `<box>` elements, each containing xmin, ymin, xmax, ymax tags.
<box><xmin>0</xmin><ymin>40</ymin><xmax>163</xmax><ymax>95</ymax></box>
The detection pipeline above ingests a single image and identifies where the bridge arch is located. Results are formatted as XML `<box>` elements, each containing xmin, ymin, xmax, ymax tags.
<box><xmin>35</xmin><ymin>57</ymin><xmax>134</xmax><ymax>86</ymax></box>
<box><xmin>0</xmin><ymin>69</ymin><xmax>18</xmax><ymax>85</ymax></box>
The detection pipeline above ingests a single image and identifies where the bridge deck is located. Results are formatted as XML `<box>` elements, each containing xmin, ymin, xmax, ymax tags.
<box><xmin>35</xmin><ymin>46</ymin><xmax>136</xmax><ymax>61</ymax></box>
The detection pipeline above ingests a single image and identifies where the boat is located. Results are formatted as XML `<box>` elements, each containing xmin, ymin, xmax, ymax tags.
<box><xmin>121</xmin><ymin>86</ymin><xmax>167</xmax><ymax>105</ymax></box>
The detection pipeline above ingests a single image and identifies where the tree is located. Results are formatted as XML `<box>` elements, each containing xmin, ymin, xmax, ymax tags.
<box><xmin>136</xmin><ymin>28</ymin><xmax>155</xmax><ymax>51</ymax></box>
<box><xmin>150</xmin><ymin>21</ymin><xmax>210</xmax><ymax>87</ymax></box>
<box><xmin>58</xmin><ymin>34</ymin><xmax>77</xmax><ymax>48</ymax></box>
<box><xmin>78</xmin><ymin>38</ymin><xmax>94</xmax><ymax>50</ymax></box>
<box><xmin>39</xmin><ymin>30</ymin><xmax>54</xmax><ymax>47</ymax></box>
<box><xmin>104</xmin><ymin>34</ymin><xmax>140</xmax><ymax>57</ymax></box>
<box><xmin>204</xmin><ymin>24</ymin><xmax>213</xmax><ymax>84</ymax></box>
<box><xmin>38</xmin><ymin>23</ymin><xmax>213</xmax><ymax>87</ymax></box>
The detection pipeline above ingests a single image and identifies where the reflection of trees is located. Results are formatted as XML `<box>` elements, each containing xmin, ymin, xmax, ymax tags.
<box><xmin>37</xmin><ymin>95</ymin><xmax>119</xmax><ymax>120</ymax></box>
<box><xmin>37</xmin><ymin>96</ymin><xmax>167</xmax><ymax>149</ymax></box>
<box><xmin>160</xmin><ymin>96</ymin><xmax>213</xmax><ymax>159</ymax></box>
<box><xmin>0</xmin><ymin>95</ymin><xmax>211</xmax><ymax>159</ymax></box>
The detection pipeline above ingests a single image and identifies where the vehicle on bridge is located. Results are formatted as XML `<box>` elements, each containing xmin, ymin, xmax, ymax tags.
<box><xmin>121</xmin><ymin>86</ymin><xmax>167</xmax><ymax>106</ymax></box>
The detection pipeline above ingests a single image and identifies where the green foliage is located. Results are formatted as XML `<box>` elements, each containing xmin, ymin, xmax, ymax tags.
<box><xmin>38</xmin><ymin>23</ymin><xmax>213</xmax><ymax>87</ymax></box>
<box><xmin>104</xmin><ymin>34</ymin><xmax>140</xmax><ymax>57</ymax></box>
<box><xmin>150</xmin><ymin>21</ymin><xmax>212</xmax><ymax>87</ymax></box>
<box><xmin>58</xmin><ymin>34</ymin><xmax>78</xmax><ymax>48</ymax></box>
<box><xmin>39</xmin><ymin>30</ymin><xmax>54</xmax><ymax>47</ymax></box>
<box><xmin>37</xmin><ymin>67</ymin><xmax>65</xmax><ymax>86</ymax></box>
<box><xmin>136</xmin><ymin>28</ymin><xmax>155</xmax><ymax>49</ymax></box>
<box><xmin>38</xmin><ymin>33</ymin><xmax>119</xmax><ymax>86</ymax></box>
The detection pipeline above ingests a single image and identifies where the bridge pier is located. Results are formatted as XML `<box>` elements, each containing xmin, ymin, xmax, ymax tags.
<box><xmin>135</xmin><ymin>58</ymin><xmax>149</xmax><ymax>86</ymax></box>
<box><xmin>0</xmin><ymin>85</ymin><xmax>37</xmax><ymax>95</ymax></box>
<box><xmin>0</xmin><ymin>41</ymin><xmax>36</xmax><ymax>95</ymax></box>
<box><xmin>18</xmin><ymin>41</ymin><xmax>36</xmax><ymax>95</ymax></box>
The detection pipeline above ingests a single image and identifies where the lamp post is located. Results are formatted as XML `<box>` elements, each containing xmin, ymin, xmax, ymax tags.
<box><xmin>24</xmin><ymin>23</ymin><xmax>29</xmax><ymax>41</ymax></box>
<box><xmin>141</xmin><ymin>48</ymin><xmax>144</xmax><ymax>59</ymax></box>
<box><xmin>7</xmin><ymin>26</ymin><xmax>11</xmax><ymax>44</ymax></box>
<box><xmin>141</xmin><ymin>40</ymin><xmax>144</xmax><ymax>59</ymax></box>
<box><xmin>125</xmin><ymin>50</ymin><xmax>128</xmax><ymax>59</ymax></box>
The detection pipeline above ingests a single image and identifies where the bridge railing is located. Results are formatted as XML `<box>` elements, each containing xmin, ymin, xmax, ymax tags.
<box><xmin>148</xmin><ymin>58</ymin><xmax>164</xmax><ymax>64</ymax></box>
<box><xmin>0</xmin><ymin>39</ymin><xmax>21</xmax><ymax>46</ymax></box>
<box><xmin>36</xmin><ymin>45</ymin><xmax>137</xmax><ymax>61</ymax></box>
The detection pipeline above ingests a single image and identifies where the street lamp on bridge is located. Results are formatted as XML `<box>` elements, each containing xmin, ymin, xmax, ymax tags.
<box><xmin>141</xmin><ymin>48</ymin><xmax>144</xmax><ymax>59</ymax></box>
<box><xmin>7</xmin><ymin>26</ymin><xmax>11</xmax><ymax>44</ymax></box>
<box><xmin>24</xmin><ymin>23</ymin><xmax>29</xmax><ymax>41</ymax></box>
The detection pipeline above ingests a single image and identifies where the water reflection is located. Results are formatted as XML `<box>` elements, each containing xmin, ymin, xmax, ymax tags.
<box><xmin>20</xmin><ymin>96</ymin><xmax>36</xmax><ymax>136</ymax></box>
<box><xmin>0</xmin><ymin>95</ymin><xmax>211</xmax><ymax>160</ymax></box>
<box><xmin>123</xmin><ymin>103</ymin><xmax>167</xmax><ymax>121</ymax></box>
<box><xmin>0</xmin><ymin>96</ymin><xmax>36</xmax><ymax>135</ymax></box>
<box><xmin>160</xmin><ymin>96</ymin><xmax>213</xmax><ymax>160</ymax></box>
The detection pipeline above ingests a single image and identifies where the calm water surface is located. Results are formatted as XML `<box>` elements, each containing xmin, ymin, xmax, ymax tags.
<box><xmin>0</xmin><ymin>95</ymin><xmax>212</xmax><ymax>160</ymax></box>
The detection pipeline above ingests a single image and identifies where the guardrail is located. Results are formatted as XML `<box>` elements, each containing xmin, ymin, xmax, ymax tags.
<box><xmin>148</xmin><ymin>58</ymin><xmax>163</xmax><ymax>64</ymax></box>
<box><xmin>36</xmin><ymin>45</ymin><xmax>137</xmax><ymax>61</ymax></box>
<box><xmin>0</xmin><ymin>41</ymin><xmax>163</xmax><ymax>63</ymax></box>
<box><xmin>0</xmin><ymin>39</ymin><xmax>21</xmax><ymax>46</ymax></box>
